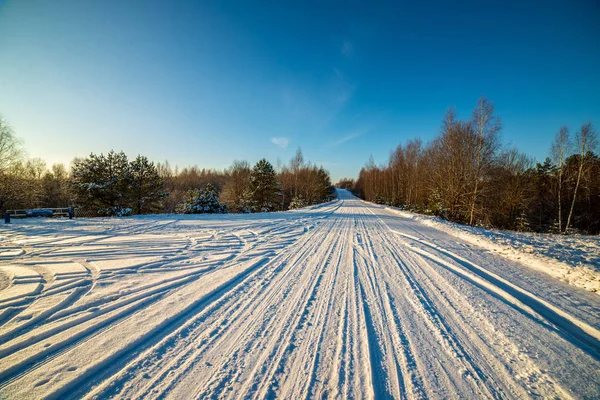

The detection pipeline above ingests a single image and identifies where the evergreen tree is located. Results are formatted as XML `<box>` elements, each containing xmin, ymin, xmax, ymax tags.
<box><xmin>176</xmin><ymin>188</ymin><xmax>199</xmax><ymax>214</ymax></box>
<box><xmin>71</xmin><ymin>150</ymin><xmax>132</xmax><ymax>216</ymax></box>
<box><xmin>238</xmin><ymin>188</ymin><xmax>255</xmax><ymax>213</ymax></box>
<box><xmin>130</xmin><ymin>155</ymin><xmax>167</xmax><ymax>214</ymax></box>
<box><xmin>289</xmin><ymin>195</ymin><xmax>307</xmax><ymax>209</ymax></box>
<box><xmin>531</xmin><ymin>158</ymin><xmax>555</xmax><ymax>231</ymax></box>
<box><xmin>250</xmin><ymin>159</ymin><xmax>279</xmax><ymax>212</ymax></box>
<box><xmin>177</xmin><ymin>183</ymin><xmax>226</xmax><ymax>214</ymax></box>
<box><xmin>316</xmin><ymin>167</ymin><xmax>333</xmax><ymax>201</ymax></box>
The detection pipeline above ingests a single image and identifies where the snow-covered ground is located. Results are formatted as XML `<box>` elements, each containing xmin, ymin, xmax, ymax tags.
<box><xmin>0</xmin><ymin>189</ymin><xmax>598</xmax><ymax>399</ymax></box>
<box><xmin>386</xmin><ymin>208</ymin><xmax>600</xmax><ymax>294</ymax></box>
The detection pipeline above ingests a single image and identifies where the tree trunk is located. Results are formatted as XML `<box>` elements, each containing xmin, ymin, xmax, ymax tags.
<box><xmin>469</xmin><ymin>127</ymin><xmax>484</xmax><ymax>226</ymax></box>
<box><xmin>557</xmin><ymin>168</ymin><xmax>562</xmax><ymax>233</ymax></box>
<box><xmin>565</xmin><ymin>163</ymin><xmax>583</xmax><ymax>233</ymax></box>
<box><xmin>469</xmin><ymin>177</ymin><xmax>480</xmax><ymax>225</ymax></box>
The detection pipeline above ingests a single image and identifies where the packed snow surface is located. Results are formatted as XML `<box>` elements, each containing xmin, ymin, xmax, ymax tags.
<box><xmin>0</xmin><ymin>189</ymin><xmax>598</xmax><ymax>399</ymax></box>
<box><xmin>387</xmin><ymin>208</ymin><xmax>600</xmax><ymax>294</ymax></box>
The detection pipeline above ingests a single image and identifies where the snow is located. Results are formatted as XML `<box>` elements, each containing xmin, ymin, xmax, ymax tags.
<box><xmin>90</xmin><ymin>257</ymin><xmax>163</xmax><ymax>273</ymax></box>
<box><xmin>386</xmin><ymin>208</ymin><xmax>600</xmax><ymax>294</ymax></box>
<box><xmin>40</xmin><ymin>262</ymin><xmax>88</xmax><ymax>279</ymax></box>
<box><xmin>0</xmin><ymin>189</ymin><xmax>598</xmax><ymax>399</ymax></box>
<box><xmin>0</xmin><ymin>248</ymin><xmax>25</xmax><ymax>259</ymax></box>
<box><xmin>0</xmin><ymin>266</ymin><xmax>44</xmax><ymax>305</ymax></box>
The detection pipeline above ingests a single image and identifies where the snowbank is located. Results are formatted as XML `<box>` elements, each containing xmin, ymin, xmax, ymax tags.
<box><xmin>387</xmin><ymin>207</ymin><xmax>600</xmax><ymax>294</ymax></box>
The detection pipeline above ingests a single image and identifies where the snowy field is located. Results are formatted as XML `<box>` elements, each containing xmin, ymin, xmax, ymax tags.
<box><xmin>0</xmin><ymin>189</ymin><xmax>599</xmax><ymax>399</ymax></box>
<box><xmin>387</xmin><ymin>209</ymin><xmax>600</xmax><ymax>294</ymax></box>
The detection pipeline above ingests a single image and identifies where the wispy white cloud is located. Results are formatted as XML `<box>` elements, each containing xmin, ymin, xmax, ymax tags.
<box><xmin>331</xmin><ymin>131</ymin><xmax>366</xmax><ymax>147</ymax></box>
<box><xmin>341</xmin><ymin>40</ymin><xmax>353</xmax><ymax>58</ymax></box>
<box><xmin>329</xmin><ymin>127</ymin><xmax>371</xmax><ymax>148</ymax></box>
<box><xmin>278</xmin><ymin>78</ymin><xmax>355</xmax><ymax>132</ymax></box>
<box><xmin>276</xmin><ymin>58</ymin><xmax>356</xmax><ymax>134</ymax></box>
<box><xmin>332</xmin><ymin>132</ymin><xmax>361</xmax><ymax>147</ymax></box>
<box><xmin>332</xmin><ymin>67</ymin><xmax>344</xmax><ymax>79</ymax></box>
<box><xmin>271</xmin><ymin>136</ymin><xmax>289</xmax><ymax>148</ymax></box>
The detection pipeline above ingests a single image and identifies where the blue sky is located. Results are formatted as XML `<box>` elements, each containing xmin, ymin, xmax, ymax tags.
<box><xmin>1</xmin><ymin>0</ymin><xmax>599</xmax><ymax>181</ymax></box>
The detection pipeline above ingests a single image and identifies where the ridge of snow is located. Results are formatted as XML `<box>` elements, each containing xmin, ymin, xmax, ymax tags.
<box><xmin>386</xmin><ymin>207</ymin><xmax>600</xmax><ymax>294</ymax></box>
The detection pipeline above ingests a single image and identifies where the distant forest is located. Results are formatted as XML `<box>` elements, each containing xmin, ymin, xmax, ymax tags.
<box><xmin>0</xmin><ymin>117</ymin><xmax>334</xmax><ymax>216</ymax></box>
<box><xmin>2</xmin><ymin>101</ymin><xmax>598</xmax><ymax>234</ymax></box>
<box><xmin>338</xmin><ymin>97</ymin><xmax>599</xmax><ymax>234</ymax></box>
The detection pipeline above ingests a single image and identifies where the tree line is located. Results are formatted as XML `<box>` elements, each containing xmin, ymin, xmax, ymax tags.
<box><xmin>0</xmin><ymin>116</ymin><xmax>334</xmax><ymax>216</ymax></box>
<box><xmin>351</xmin><ymin>97</ymin><xmax>599</xmax><ymax>234</ymax></box>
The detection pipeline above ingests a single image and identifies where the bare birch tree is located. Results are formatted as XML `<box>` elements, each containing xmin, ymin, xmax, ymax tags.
<box><xmin>220</xmin><ymin>160</ymin><xmax>251</xmax><ymax>212</ymax></box>
<box><xmin>550</xmin><ymin>126</ymin><xmax>570</xmax><ymax>232</ymax></box>
<box><xmin>565</xmin><ymin>122</ymin><xmax>598</xmax><ymax>232</ymax></box>
<box><xmin>469</xmin><ymin>96</ymin><xmax>501</xmax><ymax>225</ymax></box>
<box><xmin>291</xmin><ymin>148</ymin><xmax>304</xmax><ymax>199</ymax></box>
<box><xmin>0</xmin><ymin>116</ymin><xmax>23</xmax><ymax>173</ymax></box>
<box><xmin>0</xmin><ymin>116</ymin><xmax>24</xmax><ymax>210</ymax></box>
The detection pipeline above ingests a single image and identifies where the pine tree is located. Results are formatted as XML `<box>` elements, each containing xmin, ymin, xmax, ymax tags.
<box><xmin>176</xmin><ymin>188</ymin><xmax>199</xmax><ymax>214</ymax></box>
<box><xmin>198</xmin><ymin>183</ymin><xmax>226</xmax><ymax>213</ymax></box>
<box><xmin>250</xmin><ymin>159</ymin><xmax>279</xmax><ymax>212</ymax></box>
<box><xmin>238</xmin><ymin>188</ymin><xmax>255</xmax><ymax>213</ymax></box>
<box><xmin>130</xmin><ymin>155</ymin><xmax>167</xmax><ymax>214</ymax></box>
<box><xmin>289</xmin><ymin>195</ymin><xmax>306</xmax><ymax>209</ymax></box>
<box><xmin>531</xmin><ymin>158</ymin><xmax>555</xmax><ymax>231</ymax></box>
<box><xmin>71</xmin><ymin>150</ymin><xmax>132</xmax><ymax>216</ymax></box>
<box><xmin>317</xmin><ymin>166</ymin><xmax>333</xmax><ymax>201</ymax></box>
<box><xmin>177</xmin><ymin>183</ymin><xmax>226</xmax><ymax>214</ymax></box>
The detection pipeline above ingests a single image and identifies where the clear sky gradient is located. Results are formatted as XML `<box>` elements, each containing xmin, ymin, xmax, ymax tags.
<box><xmin>1</xmin><ymin>0</ymin><xmax>599</xmax><ymax>181</ymax></box>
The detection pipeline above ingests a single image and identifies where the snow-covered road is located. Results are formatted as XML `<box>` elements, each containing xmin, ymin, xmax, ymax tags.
<box><xmin>0</xmin><ymin>189</ymin><xmax>599</xmax><ymax>399</ymax></box>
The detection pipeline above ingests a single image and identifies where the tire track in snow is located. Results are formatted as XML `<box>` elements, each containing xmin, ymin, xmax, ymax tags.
<box><xmin>364</xmin><ymin>201</ymin><xmax>585</xmax><ymax>398</ymax></box>
<box><xmin>0</xmin><ymin>216</ymin><xmax>304</xmax><ymax>366</ymax></box>
<box><xmin>0</xmin><ymin>209</ymin><xmax>336</xmax><ymax>398</ymax></box>
<box><xmin>261</xmin><ymin>211</ymin><xmax>350</xmax><ymax>399</ymax></box>
<box><xmin>1</xmin><ymin>193</ymin><xmax>599</xmax><ymax>399</ymax></box>
<box><xmin>180</xmin><ymin>217</ymin><xmax>340</xmax><ymax>398</ymax></box>
<box><xmin>204</xmin><ymin>216</ymin><xmax>343</xmax><ymax>398</ymax></box>
<box><xmin>397</xmin><ymin>244</ymin><xmax>571</xmax><ymax>398</ymax></box>
<box><xmin>83</xmin><ymin>205</ymin><xmax>340</xmax><ymax>399</ymax></box>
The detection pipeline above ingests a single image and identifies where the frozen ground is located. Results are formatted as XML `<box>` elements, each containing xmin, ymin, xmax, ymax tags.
<box><xmin>387</xmin><ymin>208</ymin><xmax>600</xmax><ymax>294</ymax></box>
<box><xmin>0</xmin><ymin>189</ymin><xmax>598</xmax><ymax>399</ymax></box>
